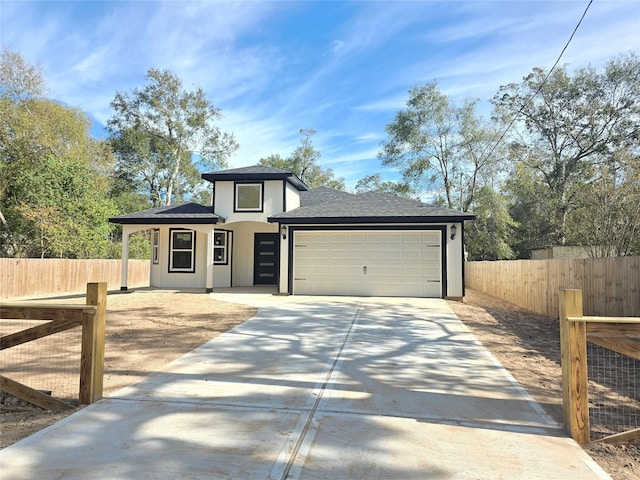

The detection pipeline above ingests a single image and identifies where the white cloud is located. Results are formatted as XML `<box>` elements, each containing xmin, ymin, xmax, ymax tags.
<box><xmin>2</xmin><ymin>0</ymin><xmax>637</xmax><ymax>187</ymax></box>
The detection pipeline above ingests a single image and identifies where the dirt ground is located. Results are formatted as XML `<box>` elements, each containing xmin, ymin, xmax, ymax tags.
<box><xmin>0</xmin><ymin>289</ymin><xmax>256</xmax><ymax>449</ymax></box>
<box><xmin>1</xmin><ymin>288</ymin><xmax>638</xmax><ymax>479</ymax></box>
<box><xmin>448</xmin><ymin>290</ymin><xmax>639</xmax><ymax>480</ymax></box>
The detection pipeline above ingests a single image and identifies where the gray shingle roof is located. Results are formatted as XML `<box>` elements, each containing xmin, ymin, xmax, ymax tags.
<box><xmin>109</xmin><ymin>202</ymin><xmax>220</xmax><ymax>225</ymax></box>
<box><xmin>270</xmin><ymin>188</ymin><xmax>475</xmax><ymax>224</ymax></box>
<box><xmin>299</xmin><ymin>186</ymin><xmax>355</xmax><ymax>207</ymax></box>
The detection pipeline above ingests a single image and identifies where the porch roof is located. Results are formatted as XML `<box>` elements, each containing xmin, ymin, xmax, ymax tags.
<box><xmin>109</xmin><ymin>202</ymin><xmax>221</xmax><ymax>225</ymax></box>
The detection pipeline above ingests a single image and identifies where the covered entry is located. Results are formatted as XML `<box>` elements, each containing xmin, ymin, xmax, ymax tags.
<box><xmin>292</xmin><ymin>229</ymin><xmax>443</xmax><ymax>297</ymax></box>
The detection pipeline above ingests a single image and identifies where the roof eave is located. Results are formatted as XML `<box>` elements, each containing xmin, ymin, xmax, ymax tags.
<box><xmin>201</xmin><ymin>172</ymin><xmax>309</xmax><ymax>191</ymax></box>
<box><xmin>268</xmin><ymin>215</ymin><xmax>476</xmax><ymax>224</ymax></box>
<box><xmin>109</xmin><ymin>217</ymin><xmax>221</xmax><ymax>225</ymax></box>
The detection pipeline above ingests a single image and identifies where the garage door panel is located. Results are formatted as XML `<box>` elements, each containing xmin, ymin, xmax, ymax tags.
<box><xmin>347</xmin><ymin>250</ymin><xmax>365</xmax><ymax>260</ymax></box>
<box><xmin>293</xmin><ymin>230</ymin><xmax>442</xmax><ymax>297</ymax></box>
<box><xmin>383</xmin><ymin>233</ymin><xmax>402</xmax><ymax>244</ymax></box>
<box><xmin>402</xmin><ymin>250</ymin><xmax>422</xmax><ymax>261</ymax></box>
<box><xmin>330</xmin><ymin>250</ymin><xmax>347</xmax><ymax>260</ymax></box>
<box><xmin>347</xmin><ymin>233</ymin><xmax>365</xmax><ymax>243</ymax></box>
<box><xmin>384</xmin><ymin>250</ymin><xmax>403</xmax><ymax>261</ymax></box>
<box><xmin>366</xmin><ymin>250</ymin><xmax>384</xmax><ymax>260</ymax></box>
<box><xmin>423</xmin><ymin>249</ymin><xmax>440</xmax><ymax>259</ymax></box>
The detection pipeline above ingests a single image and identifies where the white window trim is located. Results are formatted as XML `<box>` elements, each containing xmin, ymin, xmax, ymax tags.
<box><xmin>152</xmin><ymin>229</ymin><xmax>160</xmax><ymax>264</ymax></box>
<box><xmin>169</xmin><ymin>229</ymin><xmax>195</xmax><ymax>273</ymax></box>
<box><xmin>234</xmin><ymin>182</ymin><xmax>264</xmax><ymax>212</ymax></box>
<box><xmin>214</xmin><ymin>231</ymin><xmax>229</xmax><ymax>265</ymax></box>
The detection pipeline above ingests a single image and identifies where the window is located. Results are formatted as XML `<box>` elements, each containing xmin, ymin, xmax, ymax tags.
<box><xmin>214</xmin><ymin>231</ymin><xmax>228</xmax><ymax>265</ymax></box>
<box><xmin>152</xmin><ymin>229</ymin><xmax>160</xmax><ymax>264</ymax></box>
<box><xmin>235</xmin><ymin>182</ymin><xmax>263</xmax><ymax>212</ymax></box>
<box><xmin>169</xmin><ymin>229</ymin><xmax>195</xmax><ymax>272</ymax></box>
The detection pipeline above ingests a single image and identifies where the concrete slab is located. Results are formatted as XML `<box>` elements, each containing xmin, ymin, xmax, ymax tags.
<box><xmin>0</xmin><ymin>295</ymin><xmax>611</xmax><ymax>480</ymax></box>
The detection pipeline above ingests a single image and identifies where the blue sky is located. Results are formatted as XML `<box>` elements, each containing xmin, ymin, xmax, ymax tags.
<box><xmin>1</xmin><ymin>1</ymin><xmax>639</xmax><ymax>189</ymax></box>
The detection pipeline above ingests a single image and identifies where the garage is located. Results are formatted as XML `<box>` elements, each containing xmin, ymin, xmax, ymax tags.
<box><xmin>292</xmin><ymin>229</ymin><xmax>443</xmax><ymax>297</ymax></box>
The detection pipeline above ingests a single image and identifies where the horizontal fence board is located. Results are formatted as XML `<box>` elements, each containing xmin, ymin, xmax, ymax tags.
<box><xmin>465</xmin><ymin>257</ymin><xmax>640</xmax><ymax>318</ymax></box>
<box><xmin>0</xmin><ymin>375</ymin><xmax>71</xmax><ymax>410</ymax></box>
<box><xmin>0</xmin><ymin>259</ymin><xmax>149</xmax><ymax>299</ymax></box>
<box><xmin>0</xmin><ymin>317</ymin><xmax>82</xmax><ymax>350</ymax></box>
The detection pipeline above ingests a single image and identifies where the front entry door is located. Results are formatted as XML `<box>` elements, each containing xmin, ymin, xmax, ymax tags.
<box><xmin>254</xmin><ymin>233</ymin><xmax>279</xmax><ymax>285</ymax></box>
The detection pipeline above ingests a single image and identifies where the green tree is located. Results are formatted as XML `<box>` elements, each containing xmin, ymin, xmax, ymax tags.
<box><xmin>0</xmin><ymin>49</ymin><xmax>45</xmax><ymax>236</ymax></box>
<box><xmin>569</xmin><ymin>150</ymin><xmax>640</xmax><ymax>257</ymax></box>
<box><xmin>492</xmin><ymin>53</ymin><xmax>640</xmax><ymax>246</ymax></box>
<box><xmin>12</xmin><ymin>153</ymin><xmax>116</xmax><ymax>258</ymax></box>
<box><xmin>465</xmin><ymin>185</ymin><xmax>517</xmax><ymax>260</ymax></box>
<box><xmin>504</xmin><ymin>162</ymin><xmax>556</xmax><ymax>258</ymax></box>
<box><xmin>379</xmin><ymin>81</ymin><xmax>498</xmax><ymax>209</ymax></box>
<box><xmin>354</xmin><ymin>173</ymin><xmax>416</xmax><ymax>198</ymax></box>
<box><xmin>0</xmin><ymin>49</ymin><xmax>117</xmax><ymax>257</ymax></box>
<box><xmin>107</xmin><ymin>68</ymin><xmax>238</xmax><ymax>207</ymax></box>
<box><xmin>260</xmin><ymin>129</ymin><xmax>345</xmax><ymax>189</ymax></box>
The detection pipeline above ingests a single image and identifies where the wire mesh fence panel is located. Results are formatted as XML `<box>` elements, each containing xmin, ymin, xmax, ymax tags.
<box><xmin>0</xmin><ymin>320</ymin><xmax>82</xmax><ymax>403</ymax></box>
<box><xmin>587</xmin><ymin>342</ymin><xmax>640</xmax><ymax>440</ymax></box>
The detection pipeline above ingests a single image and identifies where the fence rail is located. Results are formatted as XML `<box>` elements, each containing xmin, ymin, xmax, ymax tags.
<box><xmin>466</xmin><ymin>256</ymin><xmax>640</xmax><ymax>317</ymax></box>
<box><xmin>559</xmin><ymin>289</ymin><xmax>640</xmax><ymax>445</ymax></box>
<box><xmin>0</xmin><ymin>258</ymin><xmax>149</xmax><ymax>299</ymax></box>
<box><xmin>0</xmin><ymin>283</ymin><xmax>107</xmax><ymax>408</ymax></box>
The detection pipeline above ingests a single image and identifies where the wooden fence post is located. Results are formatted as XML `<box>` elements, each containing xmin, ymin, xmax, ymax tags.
<box><xmin>80</xmin><ymin>282</ymin><xmax>107</xmax><ymax>404</ymax></box>
<box><xmin>559</xmin><ymin>288</ymin><xmax>590</xmax><ymax>444</ymax></box>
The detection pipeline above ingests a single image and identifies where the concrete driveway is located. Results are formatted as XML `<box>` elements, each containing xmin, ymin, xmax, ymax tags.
<box><xmin>0</xmin><ymin>294</ymin><xmax>610</xmax><ymax>479</ymax></box>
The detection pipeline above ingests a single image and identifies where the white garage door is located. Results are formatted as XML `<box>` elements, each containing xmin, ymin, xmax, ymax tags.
<box><xmin>293</xmin><ymin>230</ymin><xmax>442</xmax><ymax>297</ymax></box>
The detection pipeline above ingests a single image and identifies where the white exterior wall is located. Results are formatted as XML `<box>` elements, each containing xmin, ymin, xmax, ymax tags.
<box><xmin>214</xmin><ymin>180</ymin><xmax>286</xmax><ymax>222</ymax></box>
<box><xmin>285</xmin><ymin>182</ymin><xmax>301</xmax><ymax>211</ymax></box>
<box><xmin>150</xmin><ymin>225</ymin><xmax>214</xmax><ymax>289</ymax></box>
<box><xmin>278</xmin><ymin>229</ymin><xmax>290</xmax><ymax>294</ymax></box>
<box><xmin>213</xmin><ymin>182</ymin><xmax>234</xmax><ymax>219</ymax></box>
<box><xmin>445</xmin><ymin>222</ymin><xmax>464</xmax><ymax>298</ymax></box>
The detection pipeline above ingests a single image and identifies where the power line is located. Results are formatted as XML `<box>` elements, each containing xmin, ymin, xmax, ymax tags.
<box><xmin>479</xmin><ymin>0</ymin><xmax>594</xmax><ymax>167</ymax></box>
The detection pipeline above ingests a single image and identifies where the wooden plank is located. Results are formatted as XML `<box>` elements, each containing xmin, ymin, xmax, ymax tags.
<box><xmin>571</xmin><ymin>316</ymin><xmax>640</xmax><ymax>324</ymax></box>
<box><xmin>79</xmin><ymin>311</ymin><xmax>96</xmax><ymax>405</ymax></box>
<box><xmin>587</xmin><ymin>337</ymin><xmax>640</xmax><ymax>361</ymax></box>
<box><xmin>586</xmin><ymin>323</ymin><xmax>640</xmax><ymax>337</ymax></box>
<box><xmin>0</xmin><ymin>375</ymin><xmax>70</xmax><ymax>410</ymax></box>
<box><xmin>465</xmin><ymin>257</ymin><xmax>640</xmax><ymax>318</ymax></box>
<box><xmin>0</xmin><ymin>318</ymin><xmax>81</xmax><ymax>350</ymax></box>
<box><xmin>1</xmin><ymin>259</ymin><xmax>150</xmax><ymax>298</ymax></box>
<box><xmin>0</xmin><ymin>304</ymin><xmax>96</xmax><ymax>322</ymax></box>
<box><xmin>85</xmin><ymin>282</ymin><xmax>107</xmax><ymax>401</ymax></box>
<box><xmin>596</xmin><ymin>428</ymin><xmax>640</xmax><ymax>445</ymax></box>
<box><xmin>628</xmin><ymin>258</ymin><xmax>640</xmax><ymax>316</ymax></box>
<box><xmin>559</xmin><ymin>289</ymin><xmax>590</xmax><ymax>445</ymax></box>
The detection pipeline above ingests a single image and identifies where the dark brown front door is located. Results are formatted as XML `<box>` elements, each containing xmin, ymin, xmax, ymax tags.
<box><xmin>254</xmin><ymin>233</ymin><xmax>279</xmax><ymax>285</ymax></box>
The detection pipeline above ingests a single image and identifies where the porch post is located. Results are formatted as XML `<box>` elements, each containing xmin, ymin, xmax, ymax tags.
<box><xmin>120</xmin><ymin>225</ymin><xmax>131</xmax><ymax>291</ymax></box>
<box><xmin>206</xmin><ymin>227</ymin><xmax>214</xmax><ymax>293</ymax></box>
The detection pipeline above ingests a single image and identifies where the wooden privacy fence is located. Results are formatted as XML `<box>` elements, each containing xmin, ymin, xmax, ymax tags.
<box><xmin>466</xmin><ymin>256</ymin><xmax>640</xmax><ymax>317</ymax></box>
<box><xmin>559</xmin><ymin>289</ymin><xmax>640</xmax><ymax>445</ymax></box>
<box><xmin>0</xmin><ymin>258</ymin><xmax>149</xmax><ymax>298</ymax></box>
<box><xmin>0</xmin><ymin>282</ymin><xmax>107</xmax><ymax>408</ymax></box>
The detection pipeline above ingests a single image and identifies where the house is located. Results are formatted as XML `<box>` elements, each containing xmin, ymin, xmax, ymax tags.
<box><xmin>109</xmin><ymin>165</ymin><xmax>475</xmax><ymax>298</ymax></box>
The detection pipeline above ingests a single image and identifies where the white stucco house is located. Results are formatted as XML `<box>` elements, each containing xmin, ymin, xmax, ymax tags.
<box><xmin>109</xmin><ymin>165</ymin><xmax>475</xmax><ymax>298</ymax></box>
